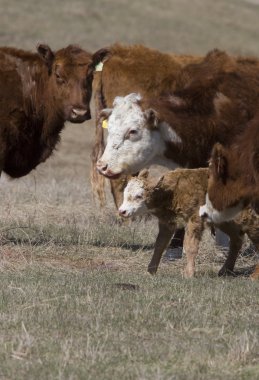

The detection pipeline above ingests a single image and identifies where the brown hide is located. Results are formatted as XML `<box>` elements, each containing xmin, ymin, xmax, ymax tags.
<box><xmin>208</xmin><ymin>113</ymin><xmax>259</xmax><ymax>212</ymax></box>
<box><xmin>0</xmin><ymin>44</ymin><xmax>94</xmax><ymax>178</ymax></box>
<box><xmin>91</xmin><ymin>44</ymin><xmax>202</xmax><ymax>206</ymax></box>
<box><xmin>91</xmin><ymin>46</ymin><xmax>259</xmax><ymax>206</ymax></box>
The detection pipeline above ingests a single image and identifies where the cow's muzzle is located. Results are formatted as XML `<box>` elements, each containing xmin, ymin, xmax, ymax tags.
<box><xmin>96</xmin><ymin>160</ymin><xmax>122</xmax><ymax>179</ymax></box>
<box><xmin>69</xmin><ymin>107</ymin><xmax>91</xmax><ymax>123</ymax></box>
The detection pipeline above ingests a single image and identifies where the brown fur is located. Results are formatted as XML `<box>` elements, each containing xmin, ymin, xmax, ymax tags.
<box><xmin>207</xmin><ymin>113</ymin><xmax>259</xmax><ymax>213</ymax></box>
<box><xmin>135</xmin><ymin>168</ymin><xmax>258</xmax><ymax>278</ymax></box>
<box><xmin>0</xmin><ymin>44</ymin><xmax>95</xmax><ymax>178</ymax></box>
<box><xmin>90</xmin><ymin>44</ymin><xmax>203</xmax><ymax>206</ymax></box>
<box><xmin>91</xmin><ymin>46</ymin><xmax>259</xmax><ymax>206</ymax></box>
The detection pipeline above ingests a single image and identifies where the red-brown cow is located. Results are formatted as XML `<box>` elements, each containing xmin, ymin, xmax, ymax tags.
<box><xmin>200</xmin><ymin>113</ymin><xmax>259</xmax><ymax>224</ymax></box>
<box><xmin>0</xmin><ymin>44</ymin><xmax>97</xmax><ymax>178</ymax></box>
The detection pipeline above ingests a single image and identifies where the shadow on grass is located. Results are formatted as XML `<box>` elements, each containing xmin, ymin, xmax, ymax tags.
<box><xmin>0</xmin><ymin>232</ymin><xmax>154</xmax><ymax>251</ymax></box>
<box><xmin>195</xmin><ymin>265</ymin><xmax>256</xmax><ymax>279</ymax></box>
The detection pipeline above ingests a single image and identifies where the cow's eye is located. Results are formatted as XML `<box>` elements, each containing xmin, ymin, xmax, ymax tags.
<box><xmin>135</xmin><ymin>195</ymin><xmax>143</xmax><ymax>200</ymax></box>
<box><xmin>127</xmin><ymin>129</ymin><xmax>138</xmax><ymax>139</ymax></box>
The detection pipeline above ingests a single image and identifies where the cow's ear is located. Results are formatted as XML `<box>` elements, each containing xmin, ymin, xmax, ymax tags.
<box><xmin>99</xmin><ymin>108</ymin><xmax>112</xmax><ymax>120</ymax></box>
<box><xmin>138</xmin><ymin>169</ymin><xmax>149</xmax><ymax>180</ymax></box>
<box><xmin>37</xmin><ymin>44</ymin><xmax>55</xmax><ymax>71</ymax></box>
<box><xmin>91</xmin><ymin>48</ymin><xmax>109</xmax><ymax>70</ymax></box>
<box><xmin>144</xmin><ymin>108</ymin><xmax>159</xmax><ymax>128</ymax></box>
<box><xmin>211</xmin><ymin>143</ymin><xmax>228</xmax><ymax>182</ymax></box>
<box><xmin>113</xmin><ymin>96</ymin><xmax>124</xmax><ymax>107</ymax></box>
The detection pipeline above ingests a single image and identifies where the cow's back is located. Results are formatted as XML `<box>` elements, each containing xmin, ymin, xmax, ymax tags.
<box><xmin>99</xmin><ymin>44</ymin><xmax>202</xmax><ymax>107</ymax></box>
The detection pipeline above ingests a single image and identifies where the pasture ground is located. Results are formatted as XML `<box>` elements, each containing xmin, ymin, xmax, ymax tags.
<box><xmin>0</xmin><ymin>0</ymin><xmax>259</xmax><ymax>379</ymax></box>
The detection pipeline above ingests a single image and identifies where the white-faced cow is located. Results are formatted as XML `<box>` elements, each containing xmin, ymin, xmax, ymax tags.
<box><xmin>92</xmin><ymin>46</ymin><xmax>259</xmax><ymax>205</ymax></box>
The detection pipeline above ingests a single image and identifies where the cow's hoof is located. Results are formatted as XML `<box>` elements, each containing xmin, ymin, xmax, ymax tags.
<box><xmin>147</xmin><ymin>266</ymin><xmax>157</xmax><ymax>275</ymax></box>
<box><xmin>218</xmin><ymin>267</ymin><xmax>235</xmax><ymax>277</ymax></box>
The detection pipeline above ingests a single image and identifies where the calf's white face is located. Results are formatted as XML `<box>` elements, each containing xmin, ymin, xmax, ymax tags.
<box><xmin>97</xmin><ymin>93</ymin><xmax>163</xmax><ymax>178</ymax></box>
<box><xmin>119</xmin><ymin>178</ymin><xmax>148</xmax><ymax>218</ymax></box>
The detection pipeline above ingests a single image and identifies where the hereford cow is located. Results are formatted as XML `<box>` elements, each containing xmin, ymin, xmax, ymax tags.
<box><xmin>119</xmin><ymin>169</ymin><xmax>259</xmax><ymax>279</ymax></box>
<box><xmin>92</xmin><ymin>47</ymin><xmax>259</xmax><ymax>205</ymax></box>
<box><xmin>96</xmin><ymin>49</ymin><xmax>259</xmax><ymax>181</ymax></box>
<box><xmin>90</xmin><ymin>43</ymin><xmax>204</xmax><ymax>254</ymax></box>
<box><xmin>0</xmin><ymin>44</ymin><xmax>98</xmax><ymax>178</ymax></box>
<box><xmin>199</xmin><ymin>113</ymin><xmax>259</xmax><ymax>224</ymax></box>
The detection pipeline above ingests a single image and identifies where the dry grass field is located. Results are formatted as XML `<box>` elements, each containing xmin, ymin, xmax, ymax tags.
<box><xmin>0</xmin><ymin>0</ymin><xmax>259</xmax><ymax>379</ymax></box>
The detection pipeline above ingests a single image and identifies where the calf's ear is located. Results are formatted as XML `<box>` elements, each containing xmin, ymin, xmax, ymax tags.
<box><xmin>138</xmin><ymin>169</ymin><xmax>149</xmax><ymax>180</ymax></box>
<box><xmin>211</xmin><ymin>143</ymin><xmax>228</xmax><ymax>182</ymax></box>
<box><xmin>37</xmin><ymin>44</ymin><xmax>55</xmax><ymax>72</ymax></box>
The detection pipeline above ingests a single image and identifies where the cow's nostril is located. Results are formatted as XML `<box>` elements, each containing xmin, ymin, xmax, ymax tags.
<box><xmin>119</xmin><ymin>209</ymin><xmax>127</xmax><ymax>216</ymax></box>
<box><xmin>97</xmin><ymin>161</ymin><xmax>108</xmax><ymax>172</ymax></box>
<box><xmin>71</xmin><ymin>108</ymin><xmax>88</xmax><ymax>117</ymax></box>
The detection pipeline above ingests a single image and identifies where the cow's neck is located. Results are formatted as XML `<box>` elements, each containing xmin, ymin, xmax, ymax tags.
<box><xmin>156</xmin><ymin>118</ymin><xmax>212</xmax><ymax>169</ymax></box>
<box><xmin>148</xmin><ymin>121</ymin><xmax>185</xmax><ymax>169</ymax></box>
<box><xmin>21</xmin><ymin>62</ymin><xmax>65</xmax><ymax>138</ymax></box>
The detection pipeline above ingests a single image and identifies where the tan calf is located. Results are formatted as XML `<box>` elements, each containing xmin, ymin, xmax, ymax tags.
<box><xmin>119</xmin><ymin>168</ymin><xmax>259</xmax><ymax>278</ymax></box>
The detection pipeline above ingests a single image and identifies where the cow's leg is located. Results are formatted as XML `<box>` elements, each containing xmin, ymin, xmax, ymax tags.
<box><xmin>244</xmin><ymin>228</ymin><xmax>259</xmax><ymax>280</ymax></box>
<box><xmin>148</xmin><ymin>222</ymin><xmax>174</xmax><ymax>274</ymax></box>
<box><xmin>217</xmin><ymin>222</ymin><xmax>244</xmax><ymax>276</ymax></box>
<box><xmin>165</xmin><ymin>228</ymin><xmax>185</xmax><ymax>260</ymax></box>
<box><xmin>183</xmin><ymin>219</ymin><xmax>203</xmax><ymax>278</ymax></box>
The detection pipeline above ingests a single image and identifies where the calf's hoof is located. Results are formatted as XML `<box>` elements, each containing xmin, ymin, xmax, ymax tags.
<box><xmin>183</xmin><ymin>267</ymin><xmax>194</xmax><ymax>278</ymax></box>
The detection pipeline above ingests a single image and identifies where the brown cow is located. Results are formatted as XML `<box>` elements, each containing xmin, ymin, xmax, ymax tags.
<box><xmin>119</xmin><ymin>168</ymin><xmax>259</xmax><ymax>279</ymax></box>
<box><xmin>0</xmin><ymin>44</ymin><xmax>98</xmax><ymax>178</ymax></box>
<box><xmin>200</xmin><ymin>113</ymin><xmax>259</xmax><ymax>224</ymax></box>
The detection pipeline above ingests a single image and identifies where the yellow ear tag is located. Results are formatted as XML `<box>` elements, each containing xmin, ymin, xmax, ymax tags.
<box><xmin>102</xmin><ymin>119</ymin><xmax>108</xmax><ymax>129</ymax></box>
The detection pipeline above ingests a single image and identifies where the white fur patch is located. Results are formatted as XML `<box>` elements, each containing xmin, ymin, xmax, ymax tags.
<box><xmin>159</xmin><ymin>121</ymin><xmax>182</xmax><ymax>145</ymax></box>
<box><xmin>199</xmin><ymin>193</ymin><xmax>244</xmax><ymax>223</ymax></box>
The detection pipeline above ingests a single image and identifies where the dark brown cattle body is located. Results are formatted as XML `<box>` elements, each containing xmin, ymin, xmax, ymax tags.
<box><xmin>0</xmin><ymin>44</ymin><xmax>96</xmax><ymax>178</ymax></box>
<box><xmin>207</xmin><ymin>113</ymin><xmax>259</xmax><ymax>214</ymax></box>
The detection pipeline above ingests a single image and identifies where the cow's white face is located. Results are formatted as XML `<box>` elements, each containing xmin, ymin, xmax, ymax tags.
<box><xmin>199</xmin><ymin>193</ymin><xmax>243</xmax><ymax>224</ymax></box>
<box><xmin>96</xmin><ymin>93</ymin><xmax>164</xmax><ymax>178</ymax></box>
<box><xmin>119</xmin><ymin>178</ymin><xmax>148</xmax><ymax>218</ymax></box>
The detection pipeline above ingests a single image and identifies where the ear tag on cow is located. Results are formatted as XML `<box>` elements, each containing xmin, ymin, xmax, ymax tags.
<box><xmin>95</xmin><ymin>62</ymin><xmax>104</xmax><ymax>72</ymax></box>
<box><xmin>102</xmin><ymin>119</ymin><xmax>108</xmax><ymax>129</ymax></box>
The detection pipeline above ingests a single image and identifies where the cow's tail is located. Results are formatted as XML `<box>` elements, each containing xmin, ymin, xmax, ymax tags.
<box><xmin>90</xmin><ymin>71</ymin><xmax>106</xmax><ymax>206</ymax></box>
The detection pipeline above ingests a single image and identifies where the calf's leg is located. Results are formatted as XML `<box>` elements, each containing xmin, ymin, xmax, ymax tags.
<box><xmin>183</xmin><ymin>219</ymin><xmax>203</xmax><ymax>278</ymax></box>
<box><xmin>250</xmin><ymin>264</ymin><xmax>259</xmax><ymax>280</ymax></box>
<box><xmin>148</xmin><ymin>222</ymin><xmax>174</xmax><ymax>274</ymax></box>
<box><xmin>165</xmin><ymin>228</ymin><xmax>185</xmax><ymax>259</ymax></box>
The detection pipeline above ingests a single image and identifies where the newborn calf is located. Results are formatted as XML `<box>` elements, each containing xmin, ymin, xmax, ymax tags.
<box><xmin>119</xmin><ymin>168</ymin><xmax>259</xmax><ymax>278</ymax></box>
